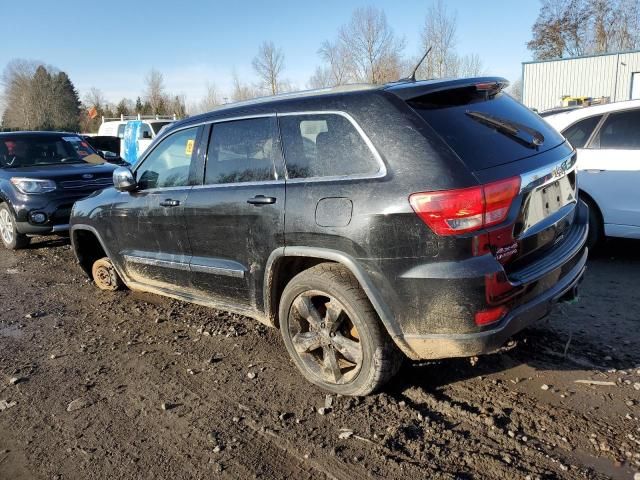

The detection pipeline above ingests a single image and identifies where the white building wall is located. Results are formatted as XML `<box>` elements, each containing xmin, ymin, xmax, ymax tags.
<box><xmin>522</xmin><ymin>51</ymin><xmax>640</xmax><ymax>111</ymax></box>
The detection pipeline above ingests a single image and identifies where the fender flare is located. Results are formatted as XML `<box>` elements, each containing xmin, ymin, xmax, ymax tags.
<box><xmin>264</xmin><ymin>246</ymin><xmax>402</xmax><ymax>338</ymax></box>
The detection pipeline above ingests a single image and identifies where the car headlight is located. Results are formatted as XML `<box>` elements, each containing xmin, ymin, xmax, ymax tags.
<box><xmin>10</xmin><ymin>177</ymin><xmax>57</xmax><ymax>194</ymax></box>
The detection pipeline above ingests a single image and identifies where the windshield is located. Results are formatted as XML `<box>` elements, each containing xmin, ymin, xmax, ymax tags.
<box><xmin>0</xmin><ymin>134</ymin><xmax>103</xmax><ymax>168</ymax></box>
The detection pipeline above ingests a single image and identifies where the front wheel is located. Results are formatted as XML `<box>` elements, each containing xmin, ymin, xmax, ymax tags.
<box><xmin>279</xmin><ymin>263</ymin><xmax>402</xmax><ymax>396</ymax></box>
<box><xmin>92</xmin><ymin>257</ymin><xmax>124</xmax><ymax>291</ymax></box>
<box><xmin>0</xmin><ymin>204</ymin><xmax>30</xmax><ymax>250</ymax></box>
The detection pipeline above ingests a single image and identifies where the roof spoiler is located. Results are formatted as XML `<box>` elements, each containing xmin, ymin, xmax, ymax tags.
<box><xmin>384</xmin><ymin>77</ymin><xmax>509</xmax><ymax>101</ymax></box>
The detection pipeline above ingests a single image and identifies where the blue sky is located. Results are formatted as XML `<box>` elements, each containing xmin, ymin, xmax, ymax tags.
<box><xmin>1</xmin><ymin>0</ymin><xmax>541</xmax><ymax>105</ymax></box>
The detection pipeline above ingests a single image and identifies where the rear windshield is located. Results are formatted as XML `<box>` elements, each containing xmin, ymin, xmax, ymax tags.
<box><xmin>408</xmin><ymin>88</ymin><xmax>565</xmax><ymax>170</ymax></box>
<box><xmin>0</xmin><ymin>134</ymin><xmax>102</xmax><ymax>168</ymax></box>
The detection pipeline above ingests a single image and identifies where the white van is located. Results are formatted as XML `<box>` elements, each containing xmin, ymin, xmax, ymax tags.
<box><xmin>98</xmin><ymin>114</ymin><xmax>175</xmax><ymax>162</ymax></box>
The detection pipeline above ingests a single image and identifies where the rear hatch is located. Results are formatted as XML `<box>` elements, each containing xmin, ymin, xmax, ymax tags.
<box><xmin>389</xmin><ymin>78</ymin><xmax>580</xmax><ymax>271</ymax></box>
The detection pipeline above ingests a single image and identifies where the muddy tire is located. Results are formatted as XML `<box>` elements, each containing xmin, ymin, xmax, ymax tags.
<box><xmin>92</xmin><ymin>257</ymin><xmax>124</xmax><ymax>291</ymax></box>
<box><xmin>279</xmin><ymin>263</ymin><xmax>402</xmax><ymax>396</ymax></box>
<box><xmin>0</xmin><ymin>203</ymin><xmax>30</xmax><ymax>250</ymax></box>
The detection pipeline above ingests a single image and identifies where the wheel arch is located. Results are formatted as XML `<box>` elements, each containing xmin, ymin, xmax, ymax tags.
<box><xmin>70</xmin><ymin>224</ymin><xmax>120</xmax><ymax>279</ymax></box>
<box><xmin>578</xmin><ymin>188</ymin><xmax>604</xmax><ymax>225</ymax></box>
<box><xmin>264</xmin><ymin>247</ymin><xmax>403</xmax><ymax>340</ymax></box>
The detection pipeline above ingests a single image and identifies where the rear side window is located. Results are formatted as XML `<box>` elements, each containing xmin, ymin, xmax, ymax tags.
<box><xmin>590</xmin><ymin>109</ymin><xmax>640</xmax><ymax>149</ymax></box>
<box><xmin>408</xmin><ymin>88</ymin><xmax>566</xmax><ymax>170</ymax></box>
<box><xmin>279</xmin><ymin>114</ymin><xmax>379</xmax><ymax>179</ymax></box>
<box><xmin>562</xmin><ymin>115</ymin><xmax>602</xmax><ymax>148</ymax></box>
<box><xmin>204</xmin><ymin>117</ymin><xmax>276</xmax><ymax>184</ymax></box>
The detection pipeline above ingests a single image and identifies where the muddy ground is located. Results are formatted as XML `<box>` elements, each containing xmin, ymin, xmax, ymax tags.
<box><xmin>0</xmin><ymin>237</ymin><xmax>639</xmax><ymax>480</ymax></box>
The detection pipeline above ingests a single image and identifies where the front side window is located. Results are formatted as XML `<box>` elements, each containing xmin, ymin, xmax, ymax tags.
<box><xmin>204</xmin><ymin>117</ymin><xmax>276</xmax><ymax>184</ymax></box>
<box><xmin>562</xmin><ymin>115</ymin><xmax>602</xmax><ymax>149</ymax></box>
<box><xmin>591</xmin><ymin>109</ymin><xmax>640</xmax><ymax>149</ymax></box>
<box><xmin>279</xmin><ymin>113</ymin><xmax>379</xmax><ymax>179</ymax></box>
<box><xmin>136</xmin><ymin>127</ymin><xmax>198</xmax><ymax>189</ymax></box>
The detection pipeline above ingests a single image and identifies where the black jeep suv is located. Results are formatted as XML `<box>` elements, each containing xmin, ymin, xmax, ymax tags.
<box><xmin>70</xmin><ymin>78</ymin><xmax>588</xmax><ymax>395</ymax></box>
<box><xmin>0</xmin><ymin>132</ymin><xmax>117</xmax><ymax>249</ymax></box>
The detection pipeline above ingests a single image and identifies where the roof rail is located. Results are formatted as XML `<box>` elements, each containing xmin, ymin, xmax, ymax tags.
<box><xmin>101</xmin><ymin>114</ymin><xmax>177</xmax><ymax>123</ymax></box>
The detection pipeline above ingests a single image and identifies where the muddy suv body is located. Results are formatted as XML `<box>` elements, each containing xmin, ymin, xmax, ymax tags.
<box><xmin>70</xmin><ymin>78</ymin><xmax>588</xmax><ymax>395</ymax></box>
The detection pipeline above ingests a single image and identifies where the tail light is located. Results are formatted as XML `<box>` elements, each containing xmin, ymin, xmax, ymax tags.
<box><xmin>409</xmin><ymin>176</ymin><xmax>521</xmax><ymax>236</ymax></box>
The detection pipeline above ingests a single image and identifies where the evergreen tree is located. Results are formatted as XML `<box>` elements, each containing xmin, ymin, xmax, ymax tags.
<box><xmin>135</xmin><ymin>96</ymin><xmax>143</xmax><ymax>114</ymax></box>
<box><xmin>29</xmin><ymin>65</ymin><xmax>53</xmax><ymax>130</ymax></box>
<box><xmin>51</xmin><ymin>72</ymin><xmax>81</xmax><ymax>131</ymax></box>
<box><xmin>116</xmin><ymin>98</ymin><xmax>130</xmax><ymax>117</ymax></box>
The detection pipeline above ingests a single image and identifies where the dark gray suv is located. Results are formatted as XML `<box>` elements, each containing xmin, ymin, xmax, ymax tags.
<box><xmin>70</xmin><ymin>78</ymin><xmax>588</xmax><ymax>395</ymax></box>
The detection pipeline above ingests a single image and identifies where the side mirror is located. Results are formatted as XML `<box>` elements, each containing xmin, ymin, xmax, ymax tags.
<box><xmin>113</xmin><ymin>167</ymin><xmax>137</xmax><ymax>192</ymax></box>
<box><xmin>142</xmin><ymin>131</ymin><xmax>152</xmax><ymax>139</ymax></box>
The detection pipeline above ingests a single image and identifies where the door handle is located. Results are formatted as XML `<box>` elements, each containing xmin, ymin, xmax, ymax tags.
<box><xmin>159</xmin><ymin>199</ymin><xmax>180</xmax><ymax>207</ymax></box>
<box><xmin>247</xmin><ymin>195</ymin><xmax>277</xmax><ymax>205</ymax></box>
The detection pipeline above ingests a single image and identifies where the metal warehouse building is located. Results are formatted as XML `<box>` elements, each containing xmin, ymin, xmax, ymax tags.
<box><xmin>522</xmin><ymin>49</ymin><xmax>640</xmax><ymax>112</ymax></box>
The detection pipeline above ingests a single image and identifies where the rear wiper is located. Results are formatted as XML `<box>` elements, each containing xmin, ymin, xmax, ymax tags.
<box><xmin>465</xmin><ymin>110</ymin><xmax>544</xmax><ymax>149</ymax></box>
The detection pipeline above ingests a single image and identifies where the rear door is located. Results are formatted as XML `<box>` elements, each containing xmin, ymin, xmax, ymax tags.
<box><xmin>578</xmin><ymin>108</ymin><xmax>640</xmax><ymax>229</ymax></box>
<box><xmin>111</xmin><ymin>125</ymin><xmax>202</xmax><ymax>289</ymax></box>
<box><xmin>183</xmin><ymin>115</ymin><xmax>285</xmax><ymax>312</ymax></box>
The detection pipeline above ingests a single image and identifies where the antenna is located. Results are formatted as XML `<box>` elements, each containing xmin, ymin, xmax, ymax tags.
<box><xmin>402</xmin><ymin>46</ymin><xmax>433</xmax><ymax>82</ymax></box>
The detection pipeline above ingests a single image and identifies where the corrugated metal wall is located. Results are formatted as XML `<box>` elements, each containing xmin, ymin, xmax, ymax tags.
<box><xmin>522</xmin><ymin>51</ymin><xmax>640</xmax><ymax>111</ymax></box>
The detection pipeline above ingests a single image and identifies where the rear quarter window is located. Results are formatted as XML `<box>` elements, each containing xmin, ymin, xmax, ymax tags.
<box><xmin>279</xmin><ymin>113</ymin><xmax>380</xmax><ymax>179</ymax></box>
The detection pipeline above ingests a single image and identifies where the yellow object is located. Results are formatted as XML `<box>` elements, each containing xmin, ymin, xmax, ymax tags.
<box><xmin>185</xmin><ymin>139</ymin><xmax>194</xmax><ymax>155</ymax></box>
<box><xmin>561</xmin><ymin>96</ymin><xmax>592</xmax><ymax>107</ymax></box>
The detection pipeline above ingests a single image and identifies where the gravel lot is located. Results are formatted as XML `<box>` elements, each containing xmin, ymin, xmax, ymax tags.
<box><xmin>0</xmin><ymin>237</ymin><xmax>639</xmax><ymax>479</ymax></box>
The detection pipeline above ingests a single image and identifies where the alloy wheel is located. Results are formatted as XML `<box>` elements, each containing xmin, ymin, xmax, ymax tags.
<box><xmin>288</xmin><ymin>291</ymin><xmax>363</xmax><ymax>385</ymax></box>
<box><xmin>0</xmin><ymin>209</ymin><xmax>14</xmax><ymax>245</ymax></box>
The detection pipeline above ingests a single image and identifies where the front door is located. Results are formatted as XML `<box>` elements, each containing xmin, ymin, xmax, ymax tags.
<box><xmin>111</xmin><ymin>125</ymin><xmax>203</xmax><ymax>290</ymax></box>
<box><xmin>183</xmin><ymin>115</ymin><xmax>285</xmax><ymax>312</ymax></box>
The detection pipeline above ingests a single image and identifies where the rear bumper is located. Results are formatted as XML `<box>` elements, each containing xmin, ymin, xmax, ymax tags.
<box><xmin>391</xmin><ymin>200</ymin><xmax>589</xmax><ymax>360</ymax></box>
<box><xmin>397</xmin><ymin>247</ymin><xmax>587</xmax><ymax>359</ymax></box>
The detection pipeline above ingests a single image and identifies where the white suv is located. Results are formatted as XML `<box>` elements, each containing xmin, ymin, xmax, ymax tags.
<box><xmin>545</xmin><ymin>100</ymin><xmax>640</xmax><ymax>246</ymax></box>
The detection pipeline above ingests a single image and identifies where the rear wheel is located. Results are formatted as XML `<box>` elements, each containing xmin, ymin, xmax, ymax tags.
<box><xmin>279</xmin><ymin>263</ymin><xmax>402</xmax><ymax>396</ymax></box>
<box><xmin>92</xmin><ymin>257</ymin><xmax>123</xmax><ymax>291</ymax></box>
<box><xmin>0</xmin><ymin>204</ymin><xmax>30</xmax><ymax>250</ymax></box>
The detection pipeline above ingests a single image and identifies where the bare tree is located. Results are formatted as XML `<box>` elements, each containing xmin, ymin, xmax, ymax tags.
<box><xmin>307</xmin><ymin>66</ymin><xmax>332</xmax><ymax>89</ymax></box>
<box><xmin>252</xmin><ymin>41</ymin><xmax>285</xmax><ymax>95</ymax></box>
<box><xmin>1</xmin><ymin>59</ymin><xmax>38</xmax><ymax>129</ymax></box>
<box><xmin>420</xmin><ymin>0</ymin><xmax>458</xmax><ymax>78</ymax></box>
<box><xmin>318</xmin><ymin>40</ymin><xmax>353</xmax><ymax>86</ymax></box>
<box><xmin>458</xmin><ymin>53</ymin><xmax>484</xmax><ymax>77</ymax></box>
<box><xmin>84</xmin><ymin>87</ymin><xmax>105</xmax><ymax>110</ymax></box>
<box><xmin>144</xmin><ymin>68</ymin><xmax>167</xmax><ymax>114</ymax></box>
<box><xmin>507</xmin><ymin>78</ymin><xmax>523</xmax><ymax>101</ymax></box>
<box><xmin>198</xmin><ymin>82</ymin><xmax>222</xmax><ymax>112</ymax></box>
<box><xmin>527</xmin><ymin>0</ymin><xmax>640</xmax><ymax>60</ymax></box>
<box><xmin>231</xmin><ymin>70</ymin><xmax>258</xmax><ymax>102</ymax></box>
<box><xmin>337</xmin><ymin>7</ymin><xmax>405</xmax><ymax>84</ymax></box>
